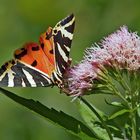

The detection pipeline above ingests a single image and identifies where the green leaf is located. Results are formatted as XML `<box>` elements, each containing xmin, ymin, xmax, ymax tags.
<box><xmin>105</xmin><ymin>100</ymin><xmax>125</xmax><ymax>108</ymax></box>
<box><xmin>0</xmin><ymin>88</ymin><xmax>98</xmax><ymax>140</ymax></box>
<box><xmin>137</xmin><ymin>107</ymin><xmax>140</xmax><ymax>117</ymax></box>
<box><xmin>78</xmin><ymin>98</ymin><xmax>110</xmax><ymax>140</ymax></box>
<box><xmin>113</xmin><ymin>138</ymin><xmax>123</xmax><ymax>140</ymax></box>
<box><xmin>136</xmin><ymin>111</ymin><xmax>140</xmax><ymax>139</ymax></box>
<box><xmin>108</xmin><ymin>109</ymin><xmax>130</xmax><ymax>120</ymax></box>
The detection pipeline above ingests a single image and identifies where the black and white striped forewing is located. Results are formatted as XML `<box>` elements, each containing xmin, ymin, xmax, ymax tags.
<box><xmin>53</xmin><ymin>14</ymin><xmax>75</xmax><ymax>76</ymax></box>
<box><xmin>0</xmin><ymin>60</ymin><xmax>52</xmax><ymax>87</ymax></box>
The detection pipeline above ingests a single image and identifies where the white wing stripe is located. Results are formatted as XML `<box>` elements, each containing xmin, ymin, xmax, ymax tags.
<box><xmin>8</xmin><ymin>71</ymin><xmax>15</xmax><ymax>87</ymax></box>
<box><xmin>61</xmin><ymin>28</ymin><xmax>73</xmax><ymax>39</ymax></box>
<box><xmin>41</xmin><ymin>74</ymin><xmax>52</xmax><ymax>84</ymax></box>
<box><xmin>22</xmin><ymin>69</ymin><xmax>37</xmax><ymax>87</ymax></box>
<box><xmin>21</xmin><ymin>79</ymin><xmax>26</xmax><ymax>87</ymax></box>
<box><xmin>64</xmin><ymin>45</ymin><xmax>70</xmax><ymax>52</ymax></box>
<box><xmin>57</xmin><ymin>43</ymin><xmax>68</xmax><ymax>62</ymax></box>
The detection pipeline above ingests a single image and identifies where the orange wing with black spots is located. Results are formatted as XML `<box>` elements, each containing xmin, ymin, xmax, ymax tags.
<box><xmin>39</xmin><ymin>27</ymin><xmax>55</xmax><ymax>66</ymax></box>
<box><xmin>0</xmin><ymin>14</ymin><xmax>75</xmax><ymax>87</ymax></box>
<box><xmin>14</xmin><ymin>42</ymin><xmax>55</xmax><ymax>76</ymax></box>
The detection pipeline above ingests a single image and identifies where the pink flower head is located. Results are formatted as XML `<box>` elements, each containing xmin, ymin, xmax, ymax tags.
<box><xmin>64</xmin><ymin>26</ymin><xmax>140</xmax><ymax>96</ymax></box>
<box><xmin>64</xmin><ymin>60</ymin><xmax>99</xmax><ymax>96</ymax></box>
<box><xmin>86</xmin><ymin>26</ymin><xmax>140</xmax><ymax>70</ymax></box>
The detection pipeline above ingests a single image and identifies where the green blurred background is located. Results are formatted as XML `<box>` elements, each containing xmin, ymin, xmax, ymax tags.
<box><xmin>0</xmin><ymin>0</ymin><xmax>140</xmax><ymax>139</ymax></box>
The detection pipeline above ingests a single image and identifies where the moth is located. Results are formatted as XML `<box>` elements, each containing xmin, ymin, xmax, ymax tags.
<box><xmin>0</xmin><ymin>14</ymin><xmax>75</xmax><ymax>87</ymax></box>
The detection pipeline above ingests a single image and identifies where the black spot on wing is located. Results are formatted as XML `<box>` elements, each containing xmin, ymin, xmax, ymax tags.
<box><xmin>53</xmin><ymin>30</ymin><xmax>57</xmax><ymax>34</ymax></box>
<box><xmin>41</xmin><ymin>43</ymin><xmax>44</xmax><ymax>49</ymax></box>
<box><xmin>32</xmin><ymin>46</ymin><xmax>39</xmax><ymax>51</ymax></box>
<box><xmin>11</xmin><ymin>60</ymin><xmax>15</xmax><ymax>65</ymax></box>
<box><xmin>14</xmin><ymin>49</ymin><xmax>27</xmax><ymax>59</ymax></box>
<box><xmin>31</xmin><ymin>60</ymin><xmax>37</xmax><ymax>67</ymax></box>
<box><xmin>49</xmin><ymin>49</ymin><xmax>53</xmax><ymax>54</ymax></box>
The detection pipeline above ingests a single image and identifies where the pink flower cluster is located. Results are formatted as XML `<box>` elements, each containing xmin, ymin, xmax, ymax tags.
<box><xmin>65</xmin><ymin>26</ymin><xmax>140</xmax><ymax>96</ymax></box>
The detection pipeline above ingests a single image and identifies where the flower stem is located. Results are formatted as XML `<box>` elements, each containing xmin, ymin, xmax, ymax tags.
<box><xmin>100</xmin><ymin>71</ymin><xmax>130</xmax><ymax>107</ymax></box>
<box><xmin>80</xmin><ymin>97</ymin><xmax>113</xmax><ymax>140</ymax></box>
<box><xmin>131</xmin><ymin>94</ymin><xmax>137</xmax><ymax>140</ymax></box>
<box><xmin>131</xmin><ymin>111</ymin><xmax>136</xmax><ymax>140</ymax></box>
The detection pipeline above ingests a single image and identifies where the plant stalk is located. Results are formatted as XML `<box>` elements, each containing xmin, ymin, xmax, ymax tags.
<box><xmin>80</xmin><ymin>97</ymin><xmax>113</xmax><ymax>140</ymax></box>
<box><xmin>131</xmin><ymin>111</ymin><xmax>136</xmax><ymax>140</ymax></box>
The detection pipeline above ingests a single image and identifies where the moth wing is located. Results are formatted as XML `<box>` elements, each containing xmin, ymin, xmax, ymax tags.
<box><xmin>0</xmin><ymin>60</ymin><xmax>52</xmax><ymax>87</ymax></box>
<box><xmin>0</xmin><ymin>14</ymin><xmax>75</xmax><ymax>87</ymax></box>
<box><xmin>52</xmin><ymin>14</ymin><xmax>75</xmax><ymax>76</ymax></box>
